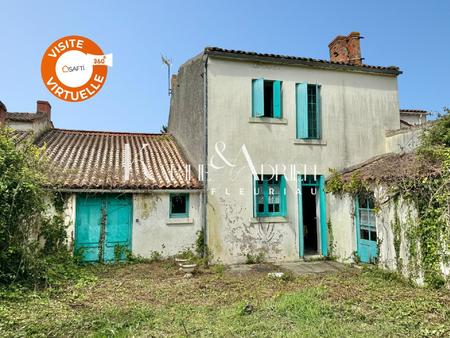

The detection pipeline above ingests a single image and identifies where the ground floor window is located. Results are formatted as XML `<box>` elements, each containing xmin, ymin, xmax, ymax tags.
<box><xmin>358</xmin><ymin>194</ymin><xmax>376</xmax><ymax>241</ymax></box>
<box><xmin>253</xmin><ymin>175</ymin><xmax>286</xmax><ymax>217</ymax></box>
<box><xmin>170</xmin><ymin>193</ymin><xmax>189</xmax><ymax>218</ymax></box>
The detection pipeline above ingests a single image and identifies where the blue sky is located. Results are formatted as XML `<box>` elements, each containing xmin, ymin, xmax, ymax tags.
<box><xmin>1</xmin><ymin>0</ymin><xmax>449</xmax><ymax>133</ymax></box>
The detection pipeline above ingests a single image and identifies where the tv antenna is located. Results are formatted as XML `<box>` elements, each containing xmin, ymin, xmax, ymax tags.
<box><xmin>161</xmin><ymin>54</ymin><xmax>172</xmax><ymax>96</ymax></box>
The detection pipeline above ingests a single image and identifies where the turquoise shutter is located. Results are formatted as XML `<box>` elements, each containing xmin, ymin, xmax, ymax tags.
<box><xmin>319</xmin><ymin>176</ymin><xmax>328</xmax><ymax>256</ymax></box>
<box><xmin>316</xmin><ymin>85</ymin><xmax>321</xmax><ymax>139</ymax></box>
<box><xmin>252</xmin><ymin>176</ymin><xmax>257</xmax><ymax>217</ymax></box>
<box><xmin>273</xmin><ymin>80</ymin><xmax>281</xmax><ymax>118</ymax></box>
<box><xmin>297</xmin><ymin>176</ymin><xmax>304</xmax><ymax>257</ymax></box>
<box><xmin>280</xmin><ymin>175</ymin><xmax>287</xmax><ymax>217</ymax></box>
<box><xmin>296</xmin><ymin>83</ymin><xmax>308</xmax><ymax>138</ymax></box>
<box><xmin>252</xmin><ymin>79</ymin><xmax>264</xmax><ymax>117</ymax></box>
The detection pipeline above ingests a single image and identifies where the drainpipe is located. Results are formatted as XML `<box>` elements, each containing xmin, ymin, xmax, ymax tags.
<box><xmin>202</xmin><ymin>54</ymin><xmax>209</xmax><ymax>257</ymax></box>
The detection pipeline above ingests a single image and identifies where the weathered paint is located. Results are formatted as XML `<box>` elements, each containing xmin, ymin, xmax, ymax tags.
<box><xmin>74</xmin><ymin>194</ymin><xmax>132</xmax><ymax>262</ymax></box>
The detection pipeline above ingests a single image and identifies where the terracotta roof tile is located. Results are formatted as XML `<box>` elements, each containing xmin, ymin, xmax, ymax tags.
<box><xmin>204</xmin><ymin>47</ymin><xmax>401</xmax><ymax>75</ymax></box>
<box><xmin>11</xmin><ymin>130</ymin><xmax>33</xmax><ymax>143</ymax></box>
<box><xmin>400</xmin><ymin>109</ymin><xmax>429</xmax><ymax>115</ymax></box>
<box><xmin>36</xmin><ymin>129</ymin><xmax>201</xmax><ymax>190</ymax></box>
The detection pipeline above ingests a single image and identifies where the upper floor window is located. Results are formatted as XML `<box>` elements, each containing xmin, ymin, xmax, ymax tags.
<box><xmin>170</xmin><ymin>193</ymin><xmax>189</xmax><ymax>218</ymax></box>
<box><xmin>252</xmin><ymin>79</ymin><xmax>282</xmax><ymax>118</ymax></box>
<box><xmin>296</xmin><ymin>83</ymin><xmax>321</xmax><ymax>139</ymax></box>
<box><xmin>253</xmin><ymin>175</ymin><xmax>286</xmax><ymax>217</ymax></box>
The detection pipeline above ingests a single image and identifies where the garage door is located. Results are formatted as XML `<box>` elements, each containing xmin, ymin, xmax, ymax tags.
<box><xmin>75</xmin><ymin>194</ymin><xmax>132</xmax><ymax>262</ymax></box>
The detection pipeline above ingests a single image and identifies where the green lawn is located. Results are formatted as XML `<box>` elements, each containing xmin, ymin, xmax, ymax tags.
<box><xmin>0</xmin><ymin>261</ymin><xmax>449</xmax><ymax>337</ymax></box>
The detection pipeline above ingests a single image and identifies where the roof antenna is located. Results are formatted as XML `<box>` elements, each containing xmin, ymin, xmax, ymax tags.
<box><xmin>161</xmin><ymin>55</ymin><xmax>172</xmax><ymax>96</ymax></box>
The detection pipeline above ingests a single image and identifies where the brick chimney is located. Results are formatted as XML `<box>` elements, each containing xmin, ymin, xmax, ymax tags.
<box><xmin>36</xmin><ymin>100</ymin><xmax>51</xmax><ymax>120</ymax></box>
<box><xmin>329</xmin><ymin>32</ymin><xmax>363</xmax><ymax>65</ymax></box>
<box><xmin>0</xmin><ymin>101</ymin><xmax>6</xmax><ymax>127</ymax></box>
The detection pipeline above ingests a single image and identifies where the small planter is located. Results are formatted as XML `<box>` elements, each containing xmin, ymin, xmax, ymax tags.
<box><xmin>175</xmin><ymin>258</ymin><xmax>189</xmax><ymax>265</ymax></box>
<box><xmin>180</xmin><ymin>263</ymin><xmax>197</xmax><ymax>278</ymax></box>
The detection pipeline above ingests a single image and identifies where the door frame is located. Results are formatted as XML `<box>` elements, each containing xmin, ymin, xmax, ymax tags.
<box><xmin>297</xmin><ymin>175</ymin><xmax>328</xmax><ymax>257</ymax></box>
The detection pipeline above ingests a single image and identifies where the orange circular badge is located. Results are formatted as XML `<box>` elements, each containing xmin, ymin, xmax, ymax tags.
<box><xmin>41</xmin><ymin>36</ymin><xmax>112</xmax><ymax>102</ymax></box>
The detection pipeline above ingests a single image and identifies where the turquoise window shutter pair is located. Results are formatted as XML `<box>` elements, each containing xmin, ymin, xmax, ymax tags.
<box><xmin>252</xmin><ymin>79</ymin><xmax>282</xmax><ymax>118</ymax></box>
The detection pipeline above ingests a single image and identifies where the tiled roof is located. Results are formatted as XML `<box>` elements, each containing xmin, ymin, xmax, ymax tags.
<box><xmin>11</xmin><ymin>130</ymin><xmax>33</xmax><ymax>143</ymax></box>
<box><xmin>6</xmin><ymin>112</ymin><xmax>47</xmax><ymax>122</ymax></box>
<box><xmin>400</xmin><ymin>109</ymin><xmax>429</xmax><ymax>115</ymax></box>
<box><xmin>36</xmin><ymin>129</ymin><xmax>201</xmax><ymax>190</ymax></box>
<box><xmin>204</xmin><ymin>47</ymin><xmax>401</xmax><ymax>75</ymax></box>
<box><xmin>339</xmin><ymin>152</ymin><xmax>441</xmax><ymax>183</ymax></box>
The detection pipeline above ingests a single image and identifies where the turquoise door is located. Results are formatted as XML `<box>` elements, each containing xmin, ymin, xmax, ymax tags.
<box><xmin>355</xmin><ymin>195</ymin><xmax>378</xmax><ymax>263</ymax></box>
<box><xmin>75</xmin><ymin>194</ymin><xmax>132</xmax><ymax>262</ymax></box>
<box><xmin>74</xmin><ymin>196</ymin><xmax>103</xmax><ymax>262</ymax></box>
<box><xmin>297</xmin><ymin>175</ymin><xmax>328</xmax><ymax>257</ymax></box>
<box><xmin>104</xmin><ymin>196</ymin><xmax>133</xmax><ymax>261</ymax></box>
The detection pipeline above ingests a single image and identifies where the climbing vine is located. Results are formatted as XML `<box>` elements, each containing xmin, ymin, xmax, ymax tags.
<box><xmin>0</xmin><ymin>128</ymin><xmax>73</xmax><ymax>287</ymax></box>
<box><xmin>326</xmin><ymin>110</ymin><xmax>450</xmax><ymax>288</ymax></box>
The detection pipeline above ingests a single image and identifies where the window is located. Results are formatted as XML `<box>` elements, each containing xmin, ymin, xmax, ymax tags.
<box><xmin>252</xmin><ymin>79</ymin><xmax>282</xmax><ymax>118</ymax></box>
<box><xmin>358</xmin><ymin>194</ymin><xmax>376</xmax><ymax>241</ymax></box>
<box><xmin>169</xmin><ymin>193</ymin><xmax>189</xmax><ymax>218</ymax></box>
<box><xmin>253</xmin><ymin>175</ymin><xmax>286</xmax><ymax>217</ymax></box>
<box><xmin>296</xmin><ymin>83</ymin><xmax>321</xmax><ymax>139</ymax></box>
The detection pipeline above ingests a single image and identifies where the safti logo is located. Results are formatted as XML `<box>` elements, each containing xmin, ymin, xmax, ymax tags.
<box><xmin>41</xmin><ymin>36</ymin><xmax>113</xmax><ymax>102</ymax></box>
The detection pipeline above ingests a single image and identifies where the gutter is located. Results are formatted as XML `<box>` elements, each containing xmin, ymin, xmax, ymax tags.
<box><xmin>202</xmin><ymin>53</ymin><xmax>209</xmax><ymax>255</ymax></box>
<box><xmin>49</xmin><ymin>188</ymin><xmax>203</xmax><ymax>194</ymax></box>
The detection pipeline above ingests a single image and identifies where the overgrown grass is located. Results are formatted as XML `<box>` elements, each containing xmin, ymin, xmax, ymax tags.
<box><xmin>0</xmin><ymin>262</ymin><xmax>449</xmax><ymax>337</ymax></box>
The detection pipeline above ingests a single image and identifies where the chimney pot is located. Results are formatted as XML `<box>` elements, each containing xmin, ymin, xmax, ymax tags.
<box><xmin>0</xmin><ymin>101</ymin><xmax>6</xmax><ymax>127</ymax></box>
<box><xmin>36</xmin><ymin>100</ymin><xmax>51</xmax><ymax>120</ymax></box>
<box><xmin>329</xmin><ymin>32</ymin><xmax>362</xmax><ymax>66</ymax></box>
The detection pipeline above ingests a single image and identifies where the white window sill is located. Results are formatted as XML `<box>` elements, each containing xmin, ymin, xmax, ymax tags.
<box><xmin>249</xmin><ymin>117</ymin><xmax>288</xmax><ymax>125</ymax></box>
<box><xmin>166</xmin><ymin>218</ymin><xmax>193</xmax><ymax>225</ymax></box>
<box><xmin>250</xmin><ymin>216</ymin><xmax>288</xmax><ymax>224</ymax></box>
<box><xmin>294</xmin><ymin>139</ymin><xmax>327</xmax><ymax>146</ymax></box>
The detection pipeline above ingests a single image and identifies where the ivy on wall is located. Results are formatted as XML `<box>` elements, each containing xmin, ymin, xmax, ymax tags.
<box><xmin>0</xmin><ymin>128</ymin><xmax>71</xmax><ymax>287</ymax></box>
<box><xmin>326</xmin><ymin>110</ymin><xmax>450</xmax><ymax>288</ymax></box>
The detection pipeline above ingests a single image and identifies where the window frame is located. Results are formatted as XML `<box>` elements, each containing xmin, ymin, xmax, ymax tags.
<box><xmin>357</xmin><ymin>194</ymin><xmax>377</xmax><ymax>242</ymax></box>
<box><xmin>296</xmin><ymin>82</ymin><xmax>321</xmax><ymax>140</ymax></box>
<box><xmin>169</xmin><ymin>193</ymin><xmax>190</xmax><ymax>218</ymax></box>
<box><xmin>253</xmin><ymin>175</ymin><xmax>286</xmax><ymax>217</ymax></box>
<box><xmin>252</xmin><ymin>78</ymin><xmax>282</xmax><ymax>119</ymax></box>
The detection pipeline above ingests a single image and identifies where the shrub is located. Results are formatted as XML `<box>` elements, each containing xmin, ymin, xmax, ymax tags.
<box><xmin>0</xmin><ymin>129</ymin><xmax>73</xmax><ymax>287</ymax></box>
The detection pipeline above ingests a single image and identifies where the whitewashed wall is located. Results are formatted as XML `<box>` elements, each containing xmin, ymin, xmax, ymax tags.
<box><xmin>132</xmin><ymin>192</ymin><xmax>203</xmax><ymax>257</ymax></box>
<box><xmin>328</xmin><ymin>194</ymin><xmax>356</xmax><ymax>262</ymax></box>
